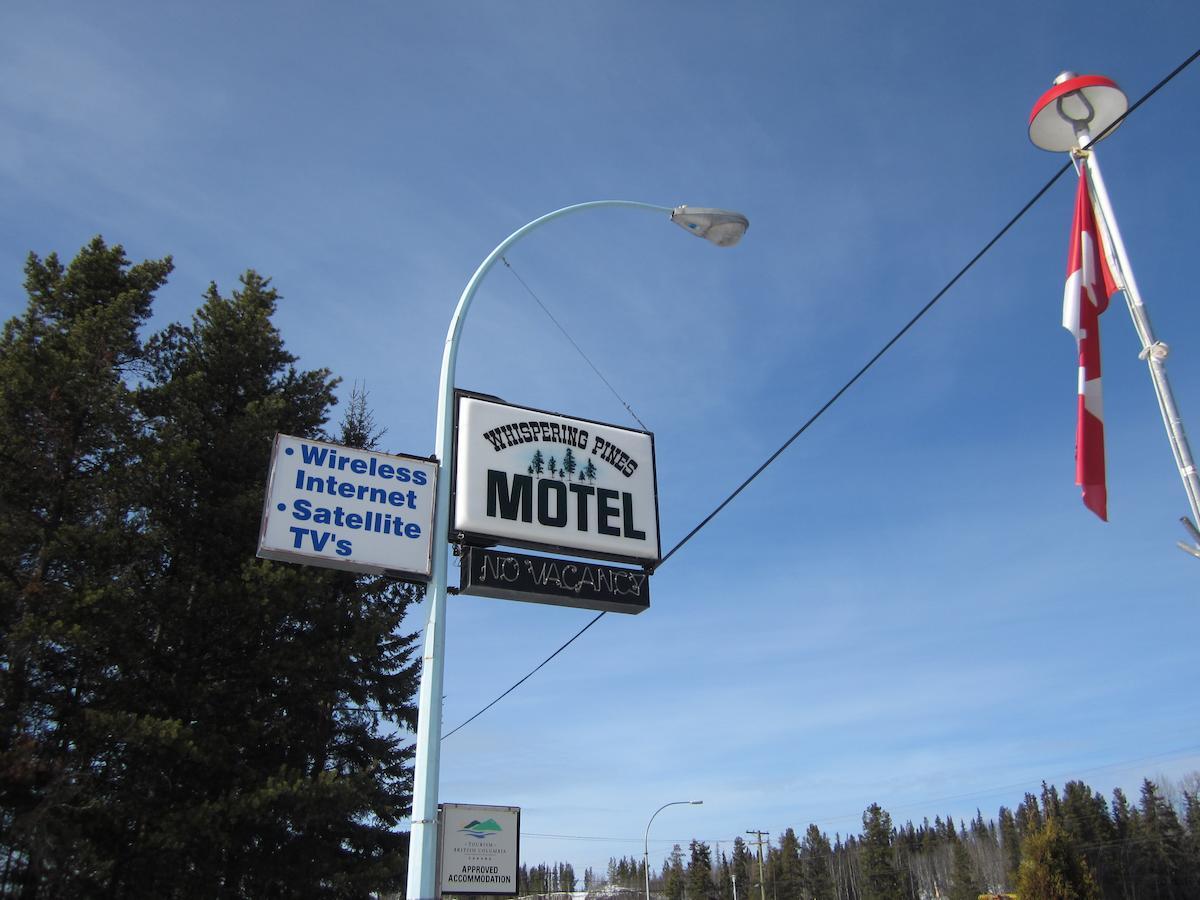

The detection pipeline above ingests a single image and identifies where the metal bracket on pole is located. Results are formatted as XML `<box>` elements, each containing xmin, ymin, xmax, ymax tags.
<box><xmin>1138</xmin><ymin>341</ymin><xmax>1169</xmax><ymax>362</ymax></box>
<box><xmin>1179</xmin><ymin>518</ymin><xmax>1200</xmax><ymax>559</ymax></box>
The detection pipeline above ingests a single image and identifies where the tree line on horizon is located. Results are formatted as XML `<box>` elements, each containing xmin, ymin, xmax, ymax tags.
<box><xmin>0</xmin><ymin>238</ymin><xmax>422</xmax><ymax>897</ymax></box>
<box><xmin>517</xmin><ymin>773</ymin><xmax>1200</xmax><ymax>900</ymax></box>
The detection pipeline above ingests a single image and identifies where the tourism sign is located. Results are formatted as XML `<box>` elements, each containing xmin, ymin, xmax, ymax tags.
<box><xmin>458</xmin><ymin>546</ymin><xmax>650</xmax><ymax>614</ymax></box>
<box><xmin>438</xmin><ymin>803</ymin><xmax>520</xmax><ymax>896</ymax></box>
<box><xmin>257</xmin><ymin>434</ymin><xmax>437</xmax><ymax>581</ymax></box>
<box><xmin>452</xmin><ymin>393</ymin><xmax>660</xmax><ymax>565</ymax></box>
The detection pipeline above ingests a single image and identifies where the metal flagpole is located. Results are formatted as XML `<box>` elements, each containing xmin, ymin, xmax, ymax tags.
<box><xmin>1029</xmin><ymin>71</ymin><xmax>1200</xmax><ymax>556</ymax></box>
<box><xmin>1080</xmin><ymin>149</ymin><xmax>1200</xmax><ymax>550</ymax></box>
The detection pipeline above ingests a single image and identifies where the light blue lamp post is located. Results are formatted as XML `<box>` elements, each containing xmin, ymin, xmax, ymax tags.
<box><xmin>644</xmin><ymin>800</ymin><xmax>704</xmax><ymax>900</ymax></box>
<box><xmin>406</xmin><ymin>201</ymin><xmax>747</xmax><ymax>900</ymax></box>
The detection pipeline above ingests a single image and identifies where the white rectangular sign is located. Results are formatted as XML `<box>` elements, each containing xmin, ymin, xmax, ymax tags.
<box><xmin>439</xmin><ymin>803</ymin><xmax>520</xmax><ymax>896</ymax></box>
<box><xmin>453</xmin><ymin>393</ymin><xmax>660</xmax><ymax>564</ymax></box>
<box><xmin>257</xmin><ymin>434</ymin><xmax>437</xmax><ymax>581</ymax></box>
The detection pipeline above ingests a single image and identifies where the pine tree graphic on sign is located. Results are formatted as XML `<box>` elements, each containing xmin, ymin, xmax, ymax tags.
<box><xmin>529</xmin><ymin>447</ymin><xmax>595</xmax><ymax>481</ymax></box>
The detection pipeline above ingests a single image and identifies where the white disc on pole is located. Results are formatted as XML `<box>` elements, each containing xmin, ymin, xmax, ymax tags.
<box><xmin>1029</xmin><ymin>73</ymin><xmax>1128</xmax><ymax>152</ymax></box>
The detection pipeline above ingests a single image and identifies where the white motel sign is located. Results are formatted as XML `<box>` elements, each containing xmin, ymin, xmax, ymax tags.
<box><xmin>452</xmin><ymin>393</ymin><xmax>661</xmax><ymax>565</ymax></box>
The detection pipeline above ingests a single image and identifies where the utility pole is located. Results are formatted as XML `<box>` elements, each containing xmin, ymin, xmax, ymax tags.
<box><xmin>745</xmin><ymin>831</ymin><xmax>768</xmax><ymax>900</ymax></box>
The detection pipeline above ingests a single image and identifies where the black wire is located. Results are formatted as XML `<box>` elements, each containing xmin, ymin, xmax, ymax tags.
<box><xmin>440</xmin><ymin>48</ymin><xmax>1200</xmax><ymax>741</ymax></box>
<box><xmin>664</xmin><ymin>51</ymin><xmax>1198</xmax><ymax>565</ymax></box>
<box><xmin>440</xmin><ymin>611</ymin><xmax>606</xmax><ymax>740</ymax></box>
<box><xmin>662</xmin><ymin>161</ymin><xmax>1071</xmax><ymax>563</ymax></box>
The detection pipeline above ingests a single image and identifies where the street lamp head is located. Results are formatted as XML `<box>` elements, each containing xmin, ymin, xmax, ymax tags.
<box><xmin>671</xmin><ymin>206</ymin><xmax>750</xmax><ymax>247</ymax></box>
<box><xmin>690</xmin><ymin>800</ymin><xmax>704</xmax><ymax>805</ymax></box>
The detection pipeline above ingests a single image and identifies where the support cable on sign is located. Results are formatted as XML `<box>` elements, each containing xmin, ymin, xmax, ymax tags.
<box><xmin>502</xmin><ymin>256</ymin><xmax>650</xmax><ymax>431</ymax></box>
<box><xmin>438</xmin><ymin>48</ymin><xmax>1200</xmax><ymax>741</ymax></box>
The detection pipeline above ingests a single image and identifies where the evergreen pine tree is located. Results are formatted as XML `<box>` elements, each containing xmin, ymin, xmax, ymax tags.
<box><xmin>1132</xmin><ymin>778</ymin><xmax>1189</xmax><ymax>898</ymax></box>
<box><xmin>0</xmin><ymin>246</ymin><xmax>422</xmax><ymax>896</ymax></box>
<box><xmin>774</xmin><ymin>827</ymin><xmax>801</xmax><ymax>900</ymax></box>
<box><xmin>687</xmin><ymin>840</ymin><xmax>714</xmax><ymax>900</ymax></box>
<box><xmin>1182</xmin><ymin>791</ymin><xmax>1200</xmax><ymax>897</ymax></box>
<box><xmin>1059</xmin><ymin>780</ymin><xmax>1117</xmax><ymax>895</ymax></box>
<box><xmin>714</xmin><ymin>849</ymin><xmax>734</xmax><ymax>900</ymax></box>
<box><xmin>340</xmin><ymin>380</ymin><xmax>386</xmax><ymax>449</ymax></box>
<box><xmin>1016</xmin><ymin>817</ymin><xmax>1099</xmax><ymax>900</ymax></box>
<box><xmin>127</xmin><ymin>271</ymin><xmax>422</xmax><ymax>896</ymax></box>
<box><xmin>0</xmin><ymin>238</ymin><xmax>172</xmax><ymax>894</ymax></box>
<box><xmin>800</xmin><ymin>825</ymin><xmax>835</xmax><ymax>900</ymax></box>
<box><xmin>1042</xmin><ymin>781</ymin><xmax>1063</xmax><ymax>820</ymax></box>
<box><xmin>1016</xmin><ymin>792</ymin><xmax>1044</xmax><ymax>841</ymax></box>
<box><xmin>1111</xmin><ymin>785</ymin><xmax>1138</xmax><ymax>895</ymax></box>
<box><xmin>948</xmin><ymin>840</ymin><xmax>980</xmax><ymax>900</ymax></box>
<box><xmin>860</xmin><ymin>804</ymin><xmax>904</xmax><ymax>900</ymax></box>
<box><xmin>997</xmin><ymin>806</ymin><xmax>1022</xmax><ymax>888</ymax></box>
<box><xmin>664</xmin><ymin>844</ymin><xmax>685</xmax><ymax>900</ymax></box>
<box><xmin>731</xmin><ymin>837</ymin><xmax>755</xmax><ymax>900</ymax></box>
<box><xmin>562</xmin><ymin>862</ymin><xmax>577</xmax><ymax>893</ymax></box>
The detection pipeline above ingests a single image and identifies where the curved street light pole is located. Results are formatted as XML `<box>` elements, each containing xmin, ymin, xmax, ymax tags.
<box><xmin>644</xmin><ymin>800</ymin><xmax>703</xmax><ymax>900</ymax></box>
<box><xmin>406</xmin><ymin>203</ymin><xmax>745</xmax><ymax>900</ymax></box>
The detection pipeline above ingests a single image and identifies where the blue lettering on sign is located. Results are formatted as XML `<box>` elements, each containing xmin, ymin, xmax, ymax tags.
<box><xmin>289</xmin><ymin>526</ymin><xmax>353</xmax><ymax>557</ymax></box>
<box><xmin>297</xmin><ymin>442</ymin><xmax>427</xmax><ymax>485</ymax></box>
<box><xmin>289</xmin><ymin>499</ymin><xmax>420</xmax><ymax>538</ymax></box>
<box><xmin>276</xmin><ymin>442</ymin><xmax>433</xmax><ymax>562</ymax></box>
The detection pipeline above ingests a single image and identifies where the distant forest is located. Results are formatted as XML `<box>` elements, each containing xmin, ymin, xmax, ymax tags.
<box><xmin>513</xmin><ymin>773</ymin><xmax>1200</xmax><ymax>900</ymax></box>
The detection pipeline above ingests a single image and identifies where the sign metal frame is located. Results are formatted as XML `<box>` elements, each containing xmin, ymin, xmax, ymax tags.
<box><xmin>257</xmin><ymin>433</ymin><xmax>437</xmax><ymax>582</ymax></box>
<box><xmin>458</xmin><ymin>546</ymin><xmax>650</xmax><ymax>614</ymax></box>
<box><xmin>437</xmin><ymin>802</ymin><xmax>521</xmax><ymax>896</ymax></box>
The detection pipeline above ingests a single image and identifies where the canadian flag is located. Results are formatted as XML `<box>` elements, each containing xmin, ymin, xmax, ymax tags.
<box><xmin>1063</xmin><ymin>164</ymin><xmax>1118</xmax><ymax>521</ymax></box>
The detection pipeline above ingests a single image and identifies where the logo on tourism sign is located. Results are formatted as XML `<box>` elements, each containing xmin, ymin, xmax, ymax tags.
<box><xmin>460</xmin><ymin>818</ymin><xmax>504</xmax><ymax>839</ymax></box>
<box><xmin>452</xmin><ymin>393</ymin><xmax>661</xmax><ymax>565</ymax></box>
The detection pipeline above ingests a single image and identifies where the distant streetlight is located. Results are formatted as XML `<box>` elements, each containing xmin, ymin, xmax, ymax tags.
<box><xmin>405</xmin><ymin>201</ymin><xmax>746</xmax><ymax>900</ymax></box>
<box><xmin>644</xmin><ymin>800</ymin><xmax>703</xmax><ymax>900</ymax></box>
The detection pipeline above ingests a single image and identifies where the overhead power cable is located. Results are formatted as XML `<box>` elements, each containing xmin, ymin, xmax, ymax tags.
<box><xmin>439</xmin><ymin>611</ymin><xmax>605</xmax><ymax>740</ymax></box>
<box><xmin>440</xmin><ymin>48</ymin><xmax>1200</xmax><ymax>742</ymax></box>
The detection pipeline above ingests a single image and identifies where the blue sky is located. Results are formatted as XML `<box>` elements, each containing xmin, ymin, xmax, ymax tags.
<box><xmin>3</xmin><ymin>0</ymin><xmax>1199</xmax><ymax>876</ymax></box>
